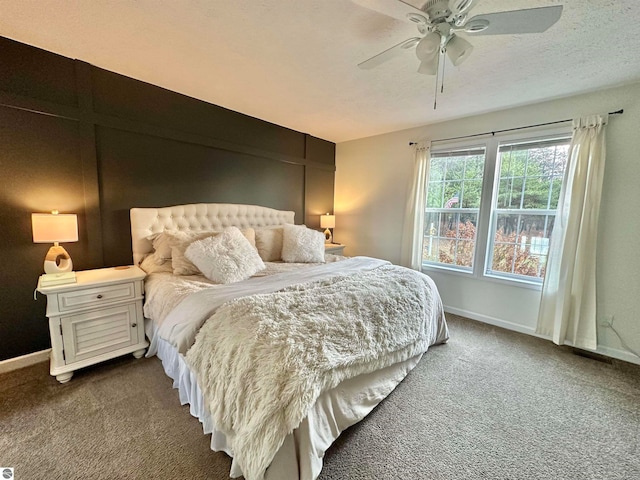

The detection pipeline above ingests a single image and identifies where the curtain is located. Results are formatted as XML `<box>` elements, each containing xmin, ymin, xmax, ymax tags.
<box><xmin>400</xmin><ymin>142</ymin><xmax>430</xmax><ymax>270</ymax></box>
<box><xmin>536</xmin><ymin>114</ymin><xmax>607</xmax><ymax>350</ymax></box>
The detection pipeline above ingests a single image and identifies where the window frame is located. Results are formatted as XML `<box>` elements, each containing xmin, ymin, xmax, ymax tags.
<box><xmin>422</xmin><ymin>141</ymin><xmax>488</xmax><ymax>274</ymax></box>
<box><xmin>421</xmin><ymin>125</ymin><xmax>572</xmax><ymax>288</ymax></box>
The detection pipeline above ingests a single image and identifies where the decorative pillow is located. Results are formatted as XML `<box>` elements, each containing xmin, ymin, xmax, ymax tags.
<box><xmin>138</xmin><ymin>253</ymin><xmax>174</xmax><ymax>274</ymax></box>
<box><xmin>185</xmin><ymin>227</ymin><xmax>265</xmax><ymax>284</ymax></box>
<box><xmin>281</xmin><ymin>224</ymin><xmax>325</xmax><ymax>263</ymax></box>
<box><xmin>254</xmin><ymin>226</ymin><xmax>284</xmax><ymax>262</ymax></box>
<box><xmin>171</xmin><ymin>228</ymin><xmax>257</xmax><ymax>276</ymax></box>
<box><xmin>147</xmin><ymin>230</ymin><xmax>181</xmax><ymax>265</ymax></box>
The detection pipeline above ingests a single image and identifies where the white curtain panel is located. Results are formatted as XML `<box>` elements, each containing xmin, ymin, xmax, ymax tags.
<box><xmin>536</xmin><ymin>114</ymin><xmax>608</xmax><ymax>350</ymax></box>
<box><xmin>400</xmin><ymin>142</ymin><xmax>430</xmax><ymax>270</ymax></box>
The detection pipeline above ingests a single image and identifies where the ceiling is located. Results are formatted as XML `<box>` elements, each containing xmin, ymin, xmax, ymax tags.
<box><xmin>1</xmin><ymin>0</ymin><xmax>639</xmax><ymax>143</ymax></box>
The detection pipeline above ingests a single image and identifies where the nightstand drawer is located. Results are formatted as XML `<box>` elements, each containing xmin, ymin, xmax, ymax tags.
<box><xmin>57</xmin><ymin>282</ymin><xmax>136</xmax><ymax>312</ymax></box>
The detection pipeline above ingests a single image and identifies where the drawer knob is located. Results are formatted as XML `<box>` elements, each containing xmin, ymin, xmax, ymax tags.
<box><xmin>131</xmin><ymin>323</ymin><xmax>137</xmax><ymax>328</ymax></box>
<box><xmin>96</xmin><ymin>294</ymin><xmax>103</xmax><ymax>299</ymax></box>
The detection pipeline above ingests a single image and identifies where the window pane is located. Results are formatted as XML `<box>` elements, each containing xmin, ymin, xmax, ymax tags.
<box><xmin>490</xmin><ymin>213</ymin><xmax>554</xmax><ymax>279</ymax></box>
<box><xmin>549</xmin><ymin>177</ymin><xmax>563</xmax><ymax>209</ymax></box>
<box><xmin>423</xmin><ymin>211</ymin><xmax>478</xmax><ymax>270</ymax></box>
<box><xmin>423</xmin><ymin>147</ymin><xmax>486</xmax><ymax>271</ymax></box>
<box><xmin>487</xmin><ymin>136</ymin><xmax>570</xmax><ymax>282</ymax></box>
<box><xmin>461</xmin><ymin>180</ymin><xmax>482</xmax><ymax>208</ymax></box>
<box><xmin>464</xmin><ymin>156</ymin><xmax>484</xmax><ymax>180</ymax></box>
<box><xmin>523</xmin><ymin>175</ymin><xmax>551</xmax><ymax>209</ymax></box>
<box><xmin>497</xmin><ymin>176</ymin><xmax>524</xmax><ymax>209</ymax></box>
<box><xmin>426</xmin><ymin>181</ymin><xmax>444</xmax><ymax>208</ymax></box>
<box><xmin>444</xmin><ymin>157</ymin><xmax>465</xmax><ymax>181</ymax></box>
<box><xmin>444</xmin><ymin>183</ymin><xmax>462</xmax><ymax>208</ymax></box>
<box><xmin>430</xmin><ymin>157</ymin><xmax>445</xmax><ymax>182</ymax></box>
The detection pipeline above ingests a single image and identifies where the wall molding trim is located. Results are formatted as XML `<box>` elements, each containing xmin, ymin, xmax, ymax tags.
<box><xmin>0</xmin><ymin>87</ymin><xmax>336</xmax><ymax>172</ymax></box>
<box><xmin>0</xmin><ymin>349</ymin><xmax>50</xmax><ymax>375</ymax></box>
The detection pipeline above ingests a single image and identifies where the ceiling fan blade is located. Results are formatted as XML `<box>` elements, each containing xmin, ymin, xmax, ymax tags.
<box><xmin>358</xmin><ymin>37</ymin><xmax>421</xmax><ymax>70</ymax></box>
<box><xmin>351</xmin><ymin>0</ymin><xmax>427</xmax><ymax>23</ymax></box>
<box><xmin>464</xmin><ymin>5</ymin><xmax>563</xmax><ymax>35</ymax></box>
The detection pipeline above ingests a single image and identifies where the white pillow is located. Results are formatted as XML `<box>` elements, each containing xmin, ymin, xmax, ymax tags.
<box><xmin>281</xmin><ymin>224</ymin><xmax>325</xmax><ymax>263</ymax></box>
<box><xmin>147</xmin><ymin>230</ymin><xmax>181</xmax><ymax>265</ymax></box>
<box><xmin>138</xmin><ymin>253</ymin><xmax>174</xmax><ymax>274</ymax></box>
<box><xmin>170</xmin><ymin>231</ymin><xmax>220</xmax><ymax>276</ymax></box>
<box><xmin>254</xmin><ymin>226</ymin><xmax>284</xmax><ymax>262</ymax></box>
<box><xmin>169</xmin><ymin>228</ymin><xmax>256</xmax><ymax>276</ymax></box>
<box><xmin>185</xmin><ymin>227</ymin><xmax>265</xmax><ymax>284</ymax></box>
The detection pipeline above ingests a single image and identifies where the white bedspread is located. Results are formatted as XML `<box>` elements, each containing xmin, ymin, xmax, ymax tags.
<box><xmin>185</xmin><ymin>261</ymin><xmax>443</xmax><ymax>480</ymax></box>
<box><xmin>152</xmin><ymin>329</ymin><xmax>429</xmax><ymax>480</ymax></box>
<box><xmin>156</xmin><ymin>256</ymin><xmax>388</xmax><ymax>354</ymax></box>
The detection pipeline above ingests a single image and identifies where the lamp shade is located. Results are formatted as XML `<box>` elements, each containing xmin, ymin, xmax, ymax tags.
<box><xmin>320</xmin><ymin>214</ymin><xmax>335</xmax><ymax>229</ymax></box>
<box><xmin>32</xmin><ymin>213</ymin><xmax>78</xmax><ymax>243</ymax></box>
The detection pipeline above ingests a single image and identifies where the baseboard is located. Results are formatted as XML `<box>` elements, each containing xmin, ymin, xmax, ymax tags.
<box><xmin>445</xmin><ymin>306</ymin><xmax>640</xmax><ymax>366</ymax></box>
<box><xmin>444</xmin><ymin>306</ymin><xmax>541</xmax><ymax>337</ymax></box>
<box><xmin>589</xmin><ymin>344</ymin><xmax>640</xmax><ymax>366</ymax></box>
<box><xmin>0</xmin><ymin>349</ymin><xmax>50</xmax><ymax>375</ymax></box>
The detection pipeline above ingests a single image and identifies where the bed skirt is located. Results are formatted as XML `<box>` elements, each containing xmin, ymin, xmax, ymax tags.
<box><xmin>147</xmin><ymin>319</ymin><xmax>424</xmax><ymax>479</ymax></box>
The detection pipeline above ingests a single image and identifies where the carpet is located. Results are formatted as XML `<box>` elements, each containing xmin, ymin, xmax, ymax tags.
<box><xmin>1</xmin><ymin>315</ymin><xmax>638</xmax><ymax>479</ymax></box>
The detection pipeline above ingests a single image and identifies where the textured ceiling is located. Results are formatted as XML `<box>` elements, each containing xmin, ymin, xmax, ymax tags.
<box><xmin>1</xmin><ymin>0</ymin><xmax>639</xmax><ymax>143</ymax></box>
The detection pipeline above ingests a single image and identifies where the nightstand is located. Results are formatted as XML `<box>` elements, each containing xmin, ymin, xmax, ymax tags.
<box><xmin>37</xmin><ymin>266</ymin><xmax>148</xmax><ymax>383</ymax></box>
<box><xmin>325</xmin><ymin>243</ymin><xmax>346</xmax><ymax>255</ymax></box>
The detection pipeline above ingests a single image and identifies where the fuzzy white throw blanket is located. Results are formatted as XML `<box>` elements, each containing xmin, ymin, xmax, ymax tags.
<box><xmin>185</xmin><ymin>263</ymin><xmax>441</xmax><ymax>480</ymax></box>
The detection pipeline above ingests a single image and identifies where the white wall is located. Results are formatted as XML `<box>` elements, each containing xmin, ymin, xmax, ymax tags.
<box><xmin>335</xmin><ymin>82</ymin><xmax>640</xmax><ymax>364</ymax></box>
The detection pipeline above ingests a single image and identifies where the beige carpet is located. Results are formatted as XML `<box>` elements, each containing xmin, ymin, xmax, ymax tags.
<box><xmin>1</xmin><ymin>315</ymin><xmax>638</xmax><ymax>479</ymax></box>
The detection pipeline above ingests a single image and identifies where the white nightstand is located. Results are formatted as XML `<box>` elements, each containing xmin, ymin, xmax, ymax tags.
<box><xmin>37</xmin><ymin>265</ymin><xmax>148</xmax><ymax>383</ymax></box>
<box><xmin>325</xmin><ymin>243</ymin><xmax>346</xmax><ymax>255</ymax></box>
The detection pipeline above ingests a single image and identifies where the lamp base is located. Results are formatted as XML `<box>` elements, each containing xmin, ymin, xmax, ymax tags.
<box><xmin>324</xmin><ymin>228</ymin><xmax>333</xmax><ymax>243</ymax></box>
<box><xmin>44</xmin><ymin>245</ymin><xmax>73</xmax><ymax>274</ymax></box>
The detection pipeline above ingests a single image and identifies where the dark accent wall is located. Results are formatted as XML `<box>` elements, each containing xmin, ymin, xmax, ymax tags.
<box><xmin>0</xmin><ymin>36</ymin><xmax>336</xmax><ymax>361</ymax></box>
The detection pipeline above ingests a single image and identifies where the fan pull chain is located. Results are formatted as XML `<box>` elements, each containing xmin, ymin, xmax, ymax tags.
<box><xmin>441</xmin><ymin>48</ymin><xmax>446</xmax><ymax>94</ymax></box>
<box><xmin>433</xmin><ymin>47</ymin><xmax>445</xmax><ymax>110</ymax></box>
<box><xmin>433</xmin><ymin>51</ymin><xmax>440</xmax><ymax>110</ymax></box>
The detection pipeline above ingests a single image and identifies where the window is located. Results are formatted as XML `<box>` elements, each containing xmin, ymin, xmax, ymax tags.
<box><xmin>486</xmin><ymin>137</ymin><xmax>570</xmax><ymax>281</ymax></box>
<box><xmin>421</xmin><ymin>129</ymin><xmax>571</xmax><ymax>285</ymax></box>
<box><xmin>423</xmin><ymin>147</ymin><xmax>486</xmax><ymax>271</ymax></box>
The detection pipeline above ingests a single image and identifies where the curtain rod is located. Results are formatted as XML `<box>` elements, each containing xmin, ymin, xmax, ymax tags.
<box><xmin>409</xmin><ymin>109</ymin><xmax>624</xmax><ymax>146</ymax></box>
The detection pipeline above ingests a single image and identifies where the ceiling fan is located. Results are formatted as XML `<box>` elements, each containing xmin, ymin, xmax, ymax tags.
<box><xmin>354</xmin><ymin>0</ymin><xmax>563</xmax><ymax>75</ymax></box>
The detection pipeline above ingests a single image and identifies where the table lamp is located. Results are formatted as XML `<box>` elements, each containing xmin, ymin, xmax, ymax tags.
<box><xmin>320</xmin><ymin>213</ymin><xmax>335</xmax><ymax>243</ymax></box>
<box><xmin>32</xmin><ymin>211</ymin><xmax>78</xmax><ymax>274</ymax></box>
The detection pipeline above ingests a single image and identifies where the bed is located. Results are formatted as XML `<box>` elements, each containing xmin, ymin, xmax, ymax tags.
<box><xmin>130</xmin><ymin>203</ymin><xmax>449</xmax><ymax>480</ymax></box>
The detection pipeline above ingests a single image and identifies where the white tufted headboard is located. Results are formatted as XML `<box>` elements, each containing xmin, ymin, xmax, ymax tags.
<box><xmin>130</xmin><ymin>203</ymin><xmax>295</xmax><ymax>265</ymax></box>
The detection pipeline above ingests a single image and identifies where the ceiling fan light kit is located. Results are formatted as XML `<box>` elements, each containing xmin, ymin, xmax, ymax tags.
<box><xmin>445</xmin><ymin>34</ymin><xmax>473</xmax><ymax>66</ymax></box>
<box><xmin>355</xmin><ymin>0</ymin><xmax>563</xmax><ymax>77</ymax></box>
<box><xmin>415</xmin><ymin>32</ymin><xmax>440</xmax><ymax>61</ymax></box>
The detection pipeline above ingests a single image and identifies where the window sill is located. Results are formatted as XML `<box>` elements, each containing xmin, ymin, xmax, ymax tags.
<box><xmin>422</xmin><ymin>263</ymin><xmax>543</xmax><ymax>291</ymax></box>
